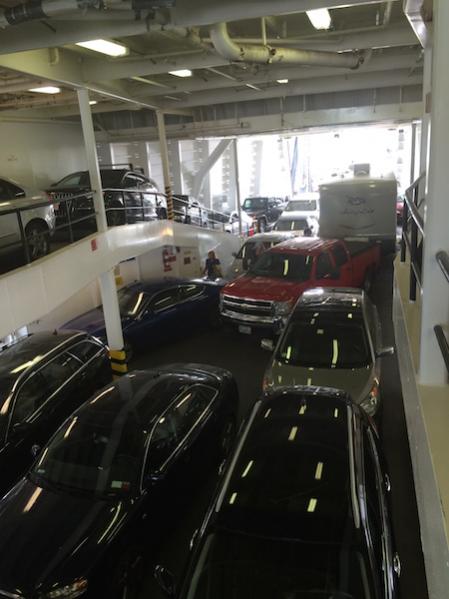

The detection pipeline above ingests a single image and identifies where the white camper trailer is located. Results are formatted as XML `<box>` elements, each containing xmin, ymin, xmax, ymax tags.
<box><xmin>319</xmin><ymin>175</ymin><xmax>397</xmax><ymax>253</ymax></box>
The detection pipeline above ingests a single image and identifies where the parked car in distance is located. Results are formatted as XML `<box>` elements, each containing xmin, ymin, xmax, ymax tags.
<box><xmin>157</xmin><ymin>386</ymin><xmax>400</xmax><ymax>599</ymax></box>
<box><xmin>396</xmin><ymin>195</ymin><xmax>405</xmax><ymax>225</ymax></box>
<box><xmin>62</xmin><ymin>278</ymin><xmax>223</xmax><ymax>355</ymax></box>
<box><xmin>0</xmin><ymin>365</ymin><xmax>239</xmax><ymax>599</ymax></box>
<box><xmin>241</xmin><ymin>197</ymin><xmax>284</xmax><ymax>232</ymax></box>
<box><xmin>49</xmin><ymin>168</ymin><xmax>165</xmax><ymax>227</ymax></box>
<box><xmin>284</xmin><ymin>192</ymin><xmax>320</xmax><ymax>220</ymax></box>
<box><xmin>220</xmin><ymin>237</ymin><xmax>381</xmax><ymax>336</ymax></box>
<box><xmin>0</xmin><ymin>331</ymin><xmax>111</xmax><ymax>497</ymax></box>
<box><xmin>0</xmin><ymin>176</ymin><xmax>55</xmax><ymax>260</ymax></box>
<box><xmin>273</xmin><ymin>213</ymin><xmax>319</xmax><ymax>235</ymax></box>
<box><xmin>263</xmin><ymin>287</ymin><xmax>394</xmax><ymax>416</ymax></box>
<box><xmin>225</xmin><ymin>210</ymin><xmax>254</xmax><ymax>235</ymax></box>
<box><xmin>225</xmin><ymin>232</ymin><xmax>295</xmax><ymax>280</ymax></box>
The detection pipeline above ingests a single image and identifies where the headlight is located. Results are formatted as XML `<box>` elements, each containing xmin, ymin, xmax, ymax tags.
<box><xmin>360</xmin><ymin>379</ymin><xmax>380</xmax><ymax>416</ymax></box>
<box><xmin>43</xmin><ymin>579</ymin><xmax>88</xmax><ymax>598</ymax></box>
<box><xmin>273</xmin><ymin>300</ymin><xmax>294</xmax><ymax>317</ymax></box>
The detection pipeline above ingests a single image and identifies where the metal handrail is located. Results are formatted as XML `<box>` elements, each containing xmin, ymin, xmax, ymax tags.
<box><xmin>436</xmin><ymin>250</ymin><xmax>449</xmax><ymax>284</ymax></box>
<box><xmin>434</xmin><ymin>325</ymin><xmax>449</xmax><ymax>376</ymax></box>
<box><xmin>404</xmin><ymin>186</ymin><xmax>424</xmax><ymax>236</ymax></box>
<box><xmin>0</xmin><ymin>186</ymin><xmax>243</xmax><ymax>273</ymax></box>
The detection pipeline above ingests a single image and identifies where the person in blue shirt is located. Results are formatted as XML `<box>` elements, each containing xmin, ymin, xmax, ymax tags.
<box><xmin>203</xmin><ymin>250</ymin><xmax>222</xmax><ymax>280</ymax></box>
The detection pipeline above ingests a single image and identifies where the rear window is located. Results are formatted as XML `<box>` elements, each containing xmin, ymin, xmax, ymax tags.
<box><xmin>275</xmin><ymin>218</ymin><xmax>308</xmax><ymax>232</ymax></box>
<box><xmin>53</xmin><ymin>172</ymin><xmax>90</xmax><ymax>188</ymax></box>
<box><xmin>278</xmin><ymin>310</ymin><xmax>371</xmax><ymax>369</ymax></box>
<box><xmin>242</xmin><ymin>198</ymin><xmax>267</xmax><ymax>210</ymax></box>
<box><xmin>250</xmin><ymin>251</ymin><xmax>312</xmax><ymax>281</ymax></box>
<box><xmin>286</xmin><ymin>199</ymin><xmax>317</xmax><ymax>212</ymax></box>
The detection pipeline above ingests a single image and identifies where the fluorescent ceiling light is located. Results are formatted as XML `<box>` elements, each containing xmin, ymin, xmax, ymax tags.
<box><xmin>89</xmin><ymin>100</ymin><xmax>97</xmax><ymax>105</ymax></box>
<box><xmin>277</xmin><ymin>79</ymin><xmax>289</xmax><ymax>84</ymax></box>
<box><xmin>76</xmin><ymin>39</ymin><xmax>128</xmax><ymax>57</ymax></box>
<box><xmin>28</xmin><ymin>86</ymin><xmax>61</xmax><ymax>94</ymax></box>
<box><xmin>169</xmin><ymin>69</ymin><xmax>192</xmax><ymax>78</ymax></box>
<box><xmin>306</xmin><ymin>9</ymin><xmax>332</xmax><ymax>30</ymax></box>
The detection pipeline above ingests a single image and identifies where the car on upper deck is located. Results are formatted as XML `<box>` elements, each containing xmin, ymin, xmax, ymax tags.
<box><xmin>0</xmin><ymin>331</ymin><xmax>111</xmax><ymax>497</ymax></box>
<box><xmin>220</xmin><ymin>237</ymin><xmax>381</xmax><ymax>336</ymax></box>
<box><xmin>273</xmin><ymin>213</ymin><xmax>319</xmax><ymax>235</ymax></box>
<box><xmin>283</xmin><ymin>192</ymin><xmax>320</xmax><ymax>221</ymax></box>
<box><xmin>48</xmin><ymin>168</ymin><xmax>166</xmax><ymax>228</ymax></box>
<box><xmin>263</xmin><ymin>288</ymin><xmax>394</xmax><ymax>416</ymax></box>
<box><xmin>0</xmin><ymin>365</ymin><xmax>238</xmax><ymax>599</ymax></box>
<box><xmin>156</xmin><ymin>386</ymin><xmax>400</xmax><ymax>599</ymax></box>
<box><xmin>0</xmin><ymin>176</ymin><xmax>55</xmax><ymax>260</ymax></box>
<box><xmin>62</xmin><ymin>278</ymin><xmax>223</xmax><ymax>355</ymax></box>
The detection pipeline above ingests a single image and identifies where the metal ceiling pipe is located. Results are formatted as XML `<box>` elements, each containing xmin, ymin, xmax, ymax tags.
<box><xmin>210</xmin><ymin>22</ymin><xmax>364</xmax><ymax>69</ymax></box>
<box><xmin>0</xmin><ymin>79</ymin><xmax>43</xmax><ymax>93</ymax></box>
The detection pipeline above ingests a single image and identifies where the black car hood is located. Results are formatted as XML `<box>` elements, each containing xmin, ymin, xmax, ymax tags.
<box><xmin>0</xmin><ymin>478</ymin><xmax>128</xmax><ymax>596</ymax></box>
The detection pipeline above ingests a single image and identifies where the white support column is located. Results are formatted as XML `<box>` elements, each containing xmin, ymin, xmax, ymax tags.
<box><xmin>419</xmin><ymin>0</ymin><xmax>449</xmax><ymax>385</ymax></box>
<box><xmin>169</xmin><ymin>140</ymin><xmax>183</xmax><ymax>194</ymax></box>
<box><xmin>156</xmin><ymin>110</ymin><xmax>174</xmax><ymax>220</ymax></box>
<box><xmin>420</xmin><ymin>47</ymin><xmax>432</xmax><ymax>180</ymax></box>
<box><xmin>77</xmin><ymin>88</ymin><xmax>107</xmax><ymax>233</ymax></box>
<box><xmin>78</xmin><ymin>89</ymin><xmax>126</xmax><ymax>373</ymax></box>
<box><xmin>233</xmin><ymin>138</ymin><xmax>243</xmax><ymax>235</ymax></box>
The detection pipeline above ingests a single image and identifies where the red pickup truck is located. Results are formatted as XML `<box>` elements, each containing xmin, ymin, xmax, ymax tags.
<box><xmin>220</xmin><ymin>237</ymin><xmax>381</xmax><ymax>335</ymax></box>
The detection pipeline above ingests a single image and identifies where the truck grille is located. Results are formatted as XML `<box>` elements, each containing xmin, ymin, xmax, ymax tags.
<box><xmin>221</xmin><ymin>294</ymin><xmax>274</xmax><ymax>323</ymax></box>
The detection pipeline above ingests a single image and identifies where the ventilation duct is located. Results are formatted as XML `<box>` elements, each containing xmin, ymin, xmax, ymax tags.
<box><xmin>210</xmin><ymin>22</ymin><xmax>365</xmax><ymax>69</ymax></box>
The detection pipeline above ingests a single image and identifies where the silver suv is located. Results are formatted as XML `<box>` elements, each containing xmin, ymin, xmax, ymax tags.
<box><xmin>263</xmin><ymin>287</ymin><xmax>394</xmax><ymax>416</ymax></box>
<box><xmin>0</xmin><ymin>177</ymin><xmax>55</xmax><ymax>260</ymax></box>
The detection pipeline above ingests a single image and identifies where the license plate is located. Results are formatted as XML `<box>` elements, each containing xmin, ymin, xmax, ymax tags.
<box><xmin>238</xmin><ymin>325</ymin><xmax>252</xmax><ymax>335</ymax></box>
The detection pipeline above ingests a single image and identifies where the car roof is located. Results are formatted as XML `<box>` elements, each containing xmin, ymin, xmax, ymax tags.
<box><xmin>270</xmin><ymin>237</ymin><xmax>339</xmax><ymax>255</ymax></box>
<box><xmin>0</xmin><ymin>331</ymin><xmax>87</xmax><ymax>388</ymax></box>
<box><xmin>296</xmin><ymin>287</ymin><xmax>365</xmax><ymax>312</ymax></box>
<box><xmin>216</xmin><ymin>387</ymin><xmax>358</xmax><ymax>544</ymax></box>
<box><xmin>243</xmin><ymin>232</ymin><xmax>294</xmax><ymax>242</ymax></box>
<box><xmin>123</xmin><ymin>278</ymin><xmax>204</xmax><ymax>295</ymax></box>
<box><xmin>80</xmin><ymin>367</ymin><xmax>219</xmax><ymax>427</ymax></box>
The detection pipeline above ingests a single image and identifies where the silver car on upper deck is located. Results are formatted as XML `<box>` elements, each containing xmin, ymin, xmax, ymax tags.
<box><xmin>263</xmin><ymin>287</ymin><xmax>394</xmax><ymax>416</ymax></box>
<box><xmin>0</xmin><ymin>176</ymin><xmax>55</xmax><ymax>260</ymax></box>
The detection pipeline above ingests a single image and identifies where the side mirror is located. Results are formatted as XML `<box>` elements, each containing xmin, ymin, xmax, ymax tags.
<box><xmin>154</xmin><ymin>565</ymin><xmax>176</xmax><ymax>597</ymax></box>
<box><xmin>376</xmin><ymin>346</ymin><xmax>395</xmax><ymax>358</ymax></box>
<box><xmin>261</xmin><ymin>338</ymin><xmax>274</xmax><ymax>352</ymax></box>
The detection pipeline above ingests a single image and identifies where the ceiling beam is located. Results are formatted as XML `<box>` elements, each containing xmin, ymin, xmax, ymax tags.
<box><xmin>130</xmin><ymin>50</ymin><xmax>422</xmax><ymax>98</ymax></box>
<box><xmin>159</xmin><ymin>69</ymin><xmax>423</xmax><ymax>109</ymax></box>
<box><xmin>169</xmin><ymin>0</ymin><xmax>401</xmax><ymax>27</ymax></box>
<box><xmin>0</xmin><ymin>48</ymin><xmax>184</xmax><ymax>114</ymax></box>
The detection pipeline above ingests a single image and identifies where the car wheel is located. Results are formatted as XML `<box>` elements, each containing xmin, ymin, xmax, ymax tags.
<box><xmin>219</xmin><ymin>416</ymin><xmax>236</xmax><ymax>460</ymax></box>
<box><xmin>25</xmin><ymin>221</ymin><xmax>50</xmax><ymax>261</ymax></box>
<box><xmin>363</xmin><ymin>268</ymin><xmax>374</xmax><ymax>293</ymax></box>
<box><xmin>107</xmin><ymin>202</ymin><xmax>126</xmax><ymax>226</ymax></box>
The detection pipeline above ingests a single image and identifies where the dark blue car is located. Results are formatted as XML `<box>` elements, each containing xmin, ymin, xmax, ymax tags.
<box><xmin>62</xmin><ymin>278</ymin><xmax>222</xmax><ymax>354</ymax></box>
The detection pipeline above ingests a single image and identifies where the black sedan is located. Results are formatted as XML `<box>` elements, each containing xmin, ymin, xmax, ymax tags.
<box><xmin>157</xmin><ymin>386</ymin><xmax>400</xmax><ymax>599</ymax></box>
<box><xmin>0</xmin><ymin>331</ymin><xmax>111</xmax><ymax>497</ymax></box>
<box><xmin>0</xmin><ymin>364</ymin><xmax>238</xmax><ymax>599</ymax></box>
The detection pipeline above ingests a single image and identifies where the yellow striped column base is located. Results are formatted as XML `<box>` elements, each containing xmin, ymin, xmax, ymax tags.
<box><xmin>109</xmin><ymin>348</ymin><xmax>128</xmax><ymax>377</ymax></box>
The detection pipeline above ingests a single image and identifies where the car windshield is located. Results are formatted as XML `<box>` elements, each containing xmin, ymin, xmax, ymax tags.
<box><xmin>242</xmin><ymin>198</ymin><xmax>267</xmax><ymax>210</ymax></box>
<box><xmin>286</xmin><ymin>200</ymin><xmax>317</xmax><ymax>212</ymax></box>
<box><xmin>31</xmin><ymin>401</ymin><xmax>145</xmax><ymax>497</ymax></box>
<box><xmin>250</xmin><ymin>252</ymin><xmax>312</xmax><ymax>281</ymax></box>
<box><xmin>118</xmin><ymin>288</ymin><xmax>147</xmax><ymax>318</ymax></box>
<box><xmin>53</xmin><ymin>172</ymin><xmax>90</xmax><ymax>189</ymax></box>
<box><xmin>236</xmin><ymin>241</ymin><xmax>274</xmax><ymax>261</ymax></box>
<box><xmin>184</xmin><ymin>532</ymin><xmax>371</xmax><ymax>599</ymax></box>
<box><xmin>275</xmin><ymin>218</ymin><xmax>309</xmax><ymax>232</ymax></box>
<box><xmin>278</xmin><ymin>311</ymin><xmax>371</xmax><ymax>368</ymax></box>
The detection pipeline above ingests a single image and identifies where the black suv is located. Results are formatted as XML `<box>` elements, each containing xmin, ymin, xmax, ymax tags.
<box><xmin>157</xmin><ymin>386</ymin><xmax>401</xmax><ymax>599</ymax></box>
<box><xmin>241</xmin><ymin>196</ymin><xmax>284</xmax><ymax>232</ymax></box>
<box><xmin>0</xmin><ymin>331</ymin><xmax>111</xmax><ymax>496</ymax></box>
<box><xmin>49</xmin><ymin>168</ymin><xmax>167</xmax><ymax>228</ymax></box>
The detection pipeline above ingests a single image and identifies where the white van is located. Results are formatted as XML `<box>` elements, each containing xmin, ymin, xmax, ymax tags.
<box><xmin>319</xmin><ymin>176</ymin><xmax>397</xmax><ymax>253</ymax></box>
<box><xmin>283</xmin><ymin>192</ymin><xmax>319</xmax><ymax>220</ymax></box>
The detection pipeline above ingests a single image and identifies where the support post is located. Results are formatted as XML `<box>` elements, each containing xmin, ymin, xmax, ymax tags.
<box><xmin>77</xmin><ymin>88</ymin><xmax>108</xmax><ymax>233</ymax></box>
<box><xmin>233</xmin><ymin>138</ymin><xmax>243</xmax><ymax>235</ymax></box>
<box><xmin>78</xmin><ymin>89</ymin><xmax>126</xmax><ymax>374</ymax></box>
<box><xmin>156</xmin><ymin>110</ymin><xmax>174</xmax><ymax>220</ymax></box>
<box><xmin>419</xmin><ymin>0</ymin><xmax>449</xmax><ymax>385</ymax></box>
<box><xmin>410</xmin><ymin>121</ymin><xmax>417</xmax><ymax>184</ymax></box>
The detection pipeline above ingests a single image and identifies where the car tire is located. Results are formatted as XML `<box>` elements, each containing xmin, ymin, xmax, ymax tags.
<box><xmin>25</xmin><ymin>221</ymin><xmax>50</xmax><ymax>261</ymax></box>
<box><xmin>363</xmin><ymin>268</ymin><xmax>374</xmax><ymax>293</ymax></box>
<box><xmin>107</xmin><ymin>201</ymin><xmax>126</xmax><ymax>226</ymax></box>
